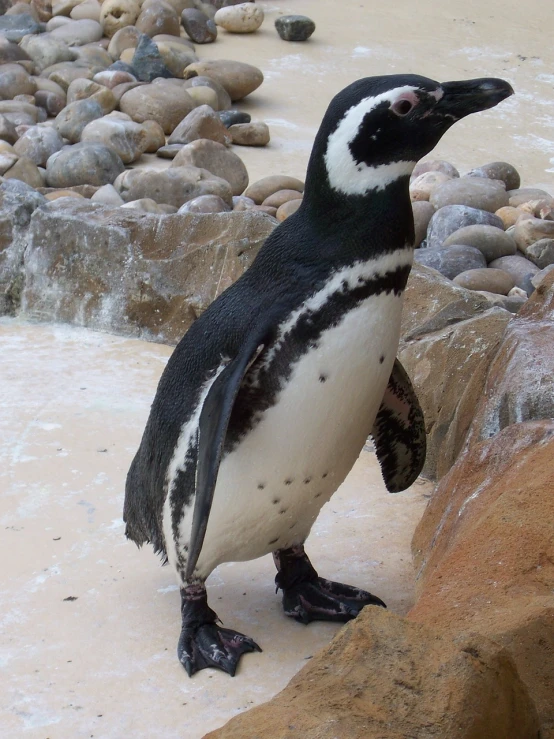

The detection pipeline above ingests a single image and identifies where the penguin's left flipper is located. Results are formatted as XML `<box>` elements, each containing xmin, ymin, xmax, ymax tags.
<box><xmin>371</xmin><ymin>359</ymin><xmax>426</xmax><ymax>493</ymax></box>
<box><xmin>185</xmin><ymin>315</ymin><xmax>278</xmax><ymax>581</ymax></box>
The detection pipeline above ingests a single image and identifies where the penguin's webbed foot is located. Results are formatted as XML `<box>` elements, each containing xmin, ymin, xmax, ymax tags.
<box><xmin>178</xmin><ymin>584</ymin><xmax>261</xmax><ymax>677</ymax></box>
<box><xmin>274</xmin><ymin>545</ymin><xmax>386</xmax><ymax>624</ymax></box>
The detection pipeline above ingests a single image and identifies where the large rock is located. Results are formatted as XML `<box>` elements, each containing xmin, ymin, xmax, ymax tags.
<box><xmin>399</xmin><ymin>302</ymin><xmax>511</xmax><ymax>480</ymax></box>
<box><xmin>410</xmin><ymin>420</ymin><xmax>554</xmax><ymax>737</ymax></box>
<box><xmin>442</xmin><ymin>223</ymin><xmax>516</xmax><ymax>262</ymax></box>
<box><xmin>167</xmin><ymin>104</ymin><xmax>231</xmax><ymax>146</ymax></box>
<box><xmin>0</xmin><ymin>63</ymin><xmax>37</xmax><ymax>99</ymax></box>
<box><xmin>21</xmin><ymin>200</ymin><xmax>276</xmax><ymax>342</ymax></box>
<box><xmin>466</xmin><ymin>271</ymin><xmax>554</xmax><ymax>444</ymax></box>
<box><xmin>414</xmin><ymin>244</ymin><xmax>486</xmax><ymax>279</ymax></box>
<box><xmin>0</xmin><ymin>181</ymin><xmax>46</xmax><ymax>316</ymax></box>
<box><xmin>54</xmin><ymin>97</ymin><xmax>104</xmax><ymax>143</ymax></box>
<box><xmin>206</xmin><ymin>608</ymin><xmax>539</xmax><ymax>739</ymax></box>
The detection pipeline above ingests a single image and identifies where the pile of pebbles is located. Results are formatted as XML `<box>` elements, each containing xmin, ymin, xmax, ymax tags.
<box><xmin>411</xmin><ymin>159</ymin><xmax>554</xmax><ymax>311</ymax></box>
<box><xmin>0</xmin><ymin>0</ymin><xmax>313</xmax><ymax>218</ymax></box>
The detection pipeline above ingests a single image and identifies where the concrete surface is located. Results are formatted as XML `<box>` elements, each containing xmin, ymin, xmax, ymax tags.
<box><xmin>0</xmin><ymin>318</ymin><xmax>430</xmax><ymax>738</ymax></box>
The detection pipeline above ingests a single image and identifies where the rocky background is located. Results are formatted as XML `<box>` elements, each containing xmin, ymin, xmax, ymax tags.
<box><xmin>0</xmin><ymin>0</ymin><xmax>553</xmax><ymax>736</ymax></box>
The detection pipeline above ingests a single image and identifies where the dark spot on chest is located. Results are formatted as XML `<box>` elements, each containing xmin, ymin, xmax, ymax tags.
<box><xmin>272</xmin><ymin>498</ymin><xmax>280</xmax><ymax>505</ymax></box>
<box><xmin>268</xmin><ymin>537</ymin><xmax>279</xmax><ymax>545</ymax></box>
<box><xmin>257</xmin><ymin>482</ymin><xmax>266</xmax><ymax>490</ymax></box>
<box><xmin>319</xmin><ymin>374</ymin><xmax>327</xmax><ymax>383</ymax></box>
<box><xmin>380</xmin><ymin>355</ymin><xmax>385</xmax><ymax>364</ymax></box>
<box><xmin>284</xmin><ymin>478</ymin><xmax>294</xmax><ymax>486</ymax></box>
<box><xmin>303</xmin><ymin>477</ymin><xmax>312</xmax><ymax>484</ymax></box>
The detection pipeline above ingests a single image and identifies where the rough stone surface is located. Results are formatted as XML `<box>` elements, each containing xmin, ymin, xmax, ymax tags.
<box><xmin>0</xmin><ymin>114</ymin><xmax>19</xmax><ymax>145</ymax></box>
<box><xmin>410</xmin><ymin>420</ymin><xmax>554</xmax><ymax>738</ymax></box>
<box><xmin>181</xmin><ymin>7</ymin><xmax>217</xmax><ymax>43</ymax></box>
<box><xmin>0</xmin><ymin>13</ymin><xmax>43</xmax><ymax>42</ymax></box>
<box><xmin>184</xmin><ymin>59</ymin><xmax>263</xmax><ymax>101</ymax></box>
<box><xmin>411</xmin><ymin>159</ymin><xmax>460</xmax><ymax>181</ymax></box>
<box><xmin>171</xmin><ymin>138</ymin><xmax>248</xmax><ymax>196</ymax></box>
<box><xmin>414</xmin><ymin>244</ymin><xmax>486</xmax><ymax>279</ymax></box>
<box><xmin>21</xmin><ymin>202</ymin><xmax>276</xmax><ymax>342</ymax></box>
<box><xmin>514</xmin><ymin>216</ymin><xmax>554</xmax><ymax>252</ymax></box>
<box><xmin>129</xmin><ymin>32</ymin><xmax>172</xmax><ymax>82</ymax></box>
<box><xmin>80</xmin><ymin>114</ymin><xmax>148</xmax><ymax>163</ymax></box>
<box><xmin>206</xmin><ymin>608</ymin><xmax>538</xmax><ymax>739</ymax></box>
<box><xmin>3</xmin><ymin>156</ymin><xmax>44</xmax><ymax>188</ymax></box>
<box><xmin>66</xmin><ymin>78</ymin><xmax>117</xmax><ymax>114</ymax></box>
<box><xmin>0</xmin><ymin>63</ymin><xmax>37</xmax><ymax>100</ymax></box>
<box><xmin>466</xmin><ymin>161</ymin><xmax>521</xmax><ymax>190</ymax></box>
<box><xmin>466</xmin><ymin>271</ymin><xmax>554</xmax><ymax>444</ymax></box>
<box><xmin>54</xmin><ymin>98</ymin><xmax>104</xmax><ymax>143</ymax></box>
<box><xmin>430</xmin><ymin>176</ymin><xmax>509</xmax><ymax>213</ymax></box>
<box><xmin>0</xmin><ymin>182</ymin><xmax>46</xmax><ymax>315</ymax></box>
<box><xmin>178</xmin><ymin>194</ymin><xmax>230</xmax><ymax>213</ymax></box>
<box><xmin>99</xmin><ymin>0</ymin><xmax>140</xmax><ymax>38</ymax></box>
<box><xmin>183</xmin><ymin>75</ymin><xmax>231</xmax><ymax>111</ymax></box>
<box><xmin>525</xmin><ymin>238</ymin><xmax>554</xmax><ymax>269</ymax></box>
<box><xmin>399</xmin><ymin>293</ymin><xmax>510</xmax><ymax>479</ymax></box>
<box><xmin>488</xmin><ymin>254</ymin><xmax>540</xmax><ymax>296</ymax></box>
<box><xmin>443</xmin><ymin>224</ymin><xmax>516</xmax><ymax>262</ymax></box>
<box><xmin>228</xmin><ymin>121</ymin><xmax>269</xmax><ymax>146</ymax></box>
<box><xmin>120</xmin><ymin>81</ymin><xmax>196</xmax><ymax>134</ymax></box>
<box><xmin>274</xmin><ymin>14</ymin><xmax>315</xmax><ymax>42</ymax></box>
<box><xmin>113</xmin><ymin>165</ymin><xmax>233</xmax><ymax>208</ymax></box>
<box><xmin>45</xmin><ymin>141</ymin><xmax>125</xmax><ymax>186</ymax></box>
<box><xmin>453</xmin><ymin>267</ymin><xmax>515</xmax><ymax>295</ymax></box>
<box><xmin>427</xmin><ymin>205</ymin><xmax>504</xmax><ymax>250</ymax></box>
<box><xmin>167</xmin><ymin>104</ymin><xmax>231</xmax><ymax>146</ymax></box>
<box><xmin>13</xmin><ymin>125</ymin><xmax>64</xmax><ymax>166</ymax></box>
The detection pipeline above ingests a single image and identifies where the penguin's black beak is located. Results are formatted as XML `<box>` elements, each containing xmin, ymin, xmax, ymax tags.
<box><xmin>435</xmin><ymin>78</ymin><xmax>514</xmax><ymax>121</ymax></box>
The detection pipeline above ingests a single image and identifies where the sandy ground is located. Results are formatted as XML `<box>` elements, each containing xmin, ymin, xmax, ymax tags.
<box><xmin>142</xmin><ymin>0</ymin><xmax>554</xmax><ymax>192</ymax></box>
<box><xmin>0</xmin><ymin>319</ymin><xmax>430</xmax><ymax>738</ymax></box>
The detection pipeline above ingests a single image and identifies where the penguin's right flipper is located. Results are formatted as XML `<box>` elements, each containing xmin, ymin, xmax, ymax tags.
<box><xmin>371</xmin><ymin>358</ymin><xmax>426</xmax><ymax>493</ymax></box>
<box><xmin>185</xmin><ymin>313</ymin><xmax>280</xmax><ymax>581</ymax></box>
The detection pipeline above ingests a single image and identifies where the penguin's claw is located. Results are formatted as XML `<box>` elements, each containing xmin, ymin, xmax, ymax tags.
<box><xmin>282</xmin><ymin>576</ymin><xmax>386</xmax><ymax>624</ymax></box>
<box><xmin>178</xmin><ymin>624</ymin><xmax>262</xmax><ymax>677</ymax></box>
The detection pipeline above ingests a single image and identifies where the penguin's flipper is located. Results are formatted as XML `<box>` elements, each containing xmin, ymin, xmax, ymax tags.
<box><xmin>371</xmin><ymin>358</ymin><xmax>426</xmax><ymax>493</ymax></box>
<box><xmin>185</xmin><ymin>321</ymin><xmax>274</xmax><ymax>581</ymax></box>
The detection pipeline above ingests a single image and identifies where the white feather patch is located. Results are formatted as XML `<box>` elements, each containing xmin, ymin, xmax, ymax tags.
<box><xmin>324</xmin><ymin>85</ymin><xmax>417</xmax><ymax>195</ymax></box>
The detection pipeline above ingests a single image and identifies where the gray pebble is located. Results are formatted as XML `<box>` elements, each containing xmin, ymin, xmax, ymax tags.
<box><xmin>130</xmin><ymin>33</ymin><xmax>173</xmax><ymax>82</ymax></box>
<box><xmin>414</xmin><ymin>244</ymin><xmax>486</xmax><ymax>279</ymax></box>
<box><xmin>442</xmin><ymin>224</ymin><xmax>516</xmax><ymax>262</ymax></box>
<box><xmin>182</xmin><ymin>8</ymin><xmax>217</xmax><ymax>43</ymax></box>
<box><xmin>465</xmin><ymin>161</ymin><xmax>520</xmax><ymax>191</ymax></box>
<box><xmin>411</xmin><ymin>159</ymin><xmax>459</xmax><ymax>181</ymax></box>
<box><xmin>46</xmin><ymin>141</ymin><xmax>125</xmax><ymax>187</ymax></box>
<box><xmin>54</xmin><ymin>98</ymin><xmax>104</xmax><ymax>143</ymax></box>
<box><xmin>218</xmin><ymin>110</ymin><xmax>251</xmax><ymax>127</ymax></box>
<box><xmin>453</xmin><ymin>267</ymin><xmax>515</xmax><ymax>295</ymax></box>
<box><xmin>0</xmin><ymin>13</ymin><xmax>43</xmax><ymax>42</ymax></box>
<box><xmin>430</xmin><ymin>176</ymin><xmax>508</xmax><ymax>213</ymax></box>
<box><xmin>275</xmin><ymin>14</ymin><xmax>315</xmax><ymax>41</ymax></box>
<box><xmin>488</xmin><ymin>254</ymin><xmax>540</xmax><ymax>296</ymax></box>
<box><xmin>13</xmin><ymin>125</ymin><xmax>64</xmax><ymax>167</ymax></box>
<box><xmin>426</xmin><ymin>204</ymin><xmax>504</xmax><ymax>250</ymax></box>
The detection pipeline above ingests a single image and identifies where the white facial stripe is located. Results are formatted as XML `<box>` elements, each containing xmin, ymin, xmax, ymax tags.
<box><xmin>162</xmin><ymin>362</ymin><xmax>227</xmax><ymax>569</ymax></box>
<box><xmin>259</xmin><ymin>247</ymin><xmax>414</xmax><ymax>372</ymax></box>
<box><xmin>324</xmin><ymin>85</ymin><xmax>419</xmax><ymax>195</ymax></box>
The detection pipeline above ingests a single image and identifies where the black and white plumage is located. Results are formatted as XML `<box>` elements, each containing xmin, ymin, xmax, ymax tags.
<box><xmin>124</xmin><ymin>73</ymin><xmax>513</xmax><ymax>676</ymax></box>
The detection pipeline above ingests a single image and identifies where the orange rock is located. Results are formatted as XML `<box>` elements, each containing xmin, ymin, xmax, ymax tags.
<box><xmin>410</xmin><ymin>420</ymin><xmax>554</xmax><ymax>736</ymax></box>
<box><xmin>206</xmin><ymin>608</ymin><xmax>539</xmax><ymax>739</ymax></box>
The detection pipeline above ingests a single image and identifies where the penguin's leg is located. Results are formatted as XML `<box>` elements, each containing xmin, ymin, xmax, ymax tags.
<box><xmin>177</xmin><ymin>582</ymin><xmax>262</xmax><ymax>677</ymax></box>
<box><xmin>273</xmin><ymin>545</ymin><xmax>386</xmax><ymax>624</ymax></box>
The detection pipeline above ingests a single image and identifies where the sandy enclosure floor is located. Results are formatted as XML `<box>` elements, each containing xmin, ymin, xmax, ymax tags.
<box><xmin>142</xmin><ymin>0</ymin><xmax>554</xmax><ymax>190</ymax></box>
<box><xmin>0</xmin><ymin>320</ymin><xmax>430</xmax><ymax>737</ymax></box>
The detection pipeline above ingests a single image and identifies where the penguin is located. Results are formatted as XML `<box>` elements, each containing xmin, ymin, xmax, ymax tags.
<box><xmin>124</xmin><ymin>73</ymin><xmax>513</xmax><ymax>677</ymax></box>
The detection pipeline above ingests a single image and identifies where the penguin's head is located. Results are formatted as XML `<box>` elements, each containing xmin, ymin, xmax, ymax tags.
<box><xmin>311</xmin><ymin>74</ymin><xmax>513</xmax><ymax>198</ymax></box>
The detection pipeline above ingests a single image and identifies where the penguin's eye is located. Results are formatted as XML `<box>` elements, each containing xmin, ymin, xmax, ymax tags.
<box><xmin>391</xmin><ymin>98</ymin><xmax>415</xmax><ymax>117</ymax></box>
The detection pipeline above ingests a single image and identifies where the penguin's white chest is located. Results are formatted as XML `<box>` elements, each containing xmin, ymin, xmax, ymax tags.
<box><xmin>193</xmin><ymin>288</ymin><xmax>405</xmax><ymax>576</ymax></box>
